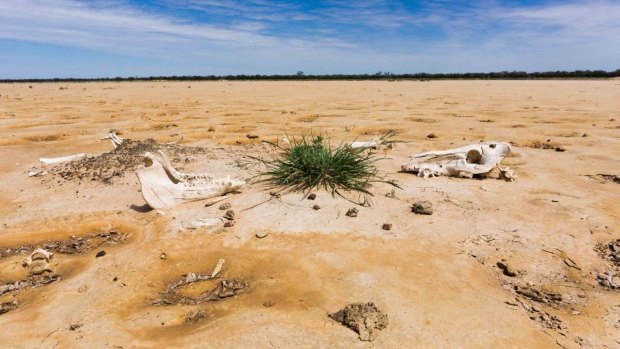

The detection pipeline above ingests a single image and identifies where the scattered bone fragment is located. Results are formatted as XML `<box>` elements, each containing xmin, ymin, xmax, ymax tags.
<box><xmin>350</xmin><ymin>139</ymin><xmax>381</xmax><ymax>149</ymax></box>
<box><xmin>184</xmin><ymin>217</ymin><xmax>224</xmax><ymax>230</ymax></box>
<box><xmin>136</xmin><ymin>150</ymin><xmax>245</xmax><ymax>209</ymax></box>
<box><xmin>211</xmin><ymin>259</ymin><xmax>225</xmax><ymax>278</ymax></box>
<box><xmin>40</xmin><ymin>153</ymin><xmax>86</xmax><ymax>165</ymax></box>
<box><xmin>102</xmin><ymin>131</ymin><xmax>124</xmax><ymax>148</ymax></box>
<box><xmin>329</xmin><ymin>302</ymin><xmax>388</xmax><ymax>341</ymax></box>
<box><xmin>411</xmin><ymin>201</ymin><xmax>433</xmax><ymax>215</ymax></box>
<box><xmin>401</xmin><ymin>141</ymin><xmax>514</xmax><ymax>180</ymax></box>
<box><xmin>22</xmin><ymin>248</ymin><xmax>53</xmax><ymax>275</ymax></box>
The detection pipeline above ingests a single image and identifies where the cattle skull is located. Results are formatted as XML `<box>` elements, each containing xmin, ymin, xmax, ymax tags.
<box><xmin>401</xmin><ymin>141</ymin><xmax>514</xmax><ymax>180</ymax></box>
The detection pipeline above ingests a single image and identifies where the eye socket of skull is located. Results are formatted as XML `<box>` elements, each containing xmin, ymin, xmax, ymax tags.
<box><xmin>466</xmin><ymin>149</ymin><xmax>482</xmax><ymax>164</ymax></box>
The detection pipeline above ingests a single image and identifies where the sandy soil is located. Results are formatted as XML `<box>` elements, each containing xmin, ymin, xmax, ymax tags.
<box><xmin>0</xmin><ymin>80</ymin><xmax>619</xmax><ymax>348</ymax></box>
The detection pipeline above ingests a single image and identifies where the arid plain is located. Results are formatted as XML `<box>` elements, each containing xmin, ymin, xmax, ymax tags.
<box><xmin>1</xmin><ymin>80</ymin><xmax>619</xmax><ymax>348</ymax></box>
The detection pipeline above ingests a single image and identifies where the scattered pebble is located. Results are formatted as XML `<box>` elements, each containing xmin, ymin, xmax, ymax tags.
<box><xmin>313</xmin><ymin>205</ymin><xmax>321</xmax><ymax>210</ymax></box>
<box><xmin>246</xmin><ymin>134</ymin><xmax>259</xmax><ymax>139</ymax></box>
<box><xmin>382</xmin><ymin>223</ymin><xmax>392</xmax><ymax>231</ymax></box>
<box><xmin>224</xmin><ymin>220</ymin><xmax>236</xmax><ymax>227</ymax></box>
<box><xmin>160</xmin><ymin>253</ymin><xmax>167</xmax><ymax>260</ymax></box>
<box><xmin>223</xmin><ymin>210</ymin><xmax>235</xmax><ymax>220</ymax></box>
<box><xmin>95</xmin><ymin>251</ymin><xmax>106</xmax><ymax>258</ymax></box>
<box><xmin>411</xmin><ymin>201</ymin><xmax>433</xmax><ymax>215</ymax></box>
<box><xmin>69</xmin><ymin>323</ymin><xmax>82</xmax><ymax>331</ymax></box>
<box><xmin>497</xmin><ymin>260</ymin><xmax>517</xmax><ymax>277</ymax></box>
<box><xmin>218</xmin><ymin>202</ymin><xmax>231</xmax><ymax>210</ymax></box>
<box><xmin>307</xmin><ymin>193</ymin><xmax>316</xmax><ymax>200</ymax></box>
<box><xmin>426</xmin><ymin>133</ymin><xmax>437</xmax><ymax>139</ymax></box>
<box><xmin>256</xmin><ymin>232</ymin><xmax>269</xmax><ymax>239</ymax></box>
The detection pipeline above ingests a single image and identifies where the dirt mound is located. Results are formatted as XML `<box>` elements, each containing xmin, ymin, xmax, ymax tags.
<box><xmin>329</xmin><ymin>302</ymin><xmax>388</xmax><ymax>341</ymax></box>
<box><xmin>45</xmin><ymin>138</ymin><xmax>207</xmax><ymax>183</ymax></box>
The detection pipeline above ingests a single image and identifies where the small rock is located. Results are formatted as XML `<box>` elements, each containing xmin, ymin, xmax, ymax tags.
<box><xmin>313</xmin><ymin>205</ymin><xmax>321</xmax><ymax>210</ymax></box>
<box><xmin>346</xmin><ymin>208</ymin><xmax>359</xmax><ymax>217</ymax></box>
<box><xmin>160</xmin><ymin>253</ymin><xmax>167</xmax><ymax>260</ymax></box>
<box><xmin>426</xmin><ymin>133</ymin><xmax>437</xmax><ymax>139</ymax></box>
<box><xmin>256</xmin><ymin>232</ymin><xmax>269</xmax><ymax>239</ymax></box>
<box><xmin>95</xmin><ymin>251</ymin><xmax>106</xmax><ymax>258</ymax></box>
<box><xmin>246</xmin><ymin>134</ymin><xmax>259</xmax><ymax>139</ymax></box>
<box><xmin>218</xmin><ymin>202</ymin><xmax>231</xmax><ymax>210</ymax></box>
<box><xmin>224</xmin><ymin>220</ymin><xmax>235</xmax><ymax>227</ymax></box>
<box><xmin>411</xmin><ymin>201</ymin><xmax>433</xmax><ymax>215</ymax></box>
<box><xmin>555</xmin><ymin>147</ymin><xmax>566</xmax><ymax>152</ymax></box>
<box><xmin>382</xmin><ymin>223</ymin><xmax>392</xmax><ymax>231</ymax></box>
<box><xmin>307</xmin><ymin>193</ymin><xmax>316</xmax><ymax>200</ymax></box>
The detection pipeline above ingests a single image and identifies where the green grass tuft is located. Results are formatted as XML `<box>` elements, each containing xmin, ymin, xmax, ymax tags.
<box><xmin>250</xmin><ymin>134</ymin><xmax>400</xmax><ymax>203</ymax></box>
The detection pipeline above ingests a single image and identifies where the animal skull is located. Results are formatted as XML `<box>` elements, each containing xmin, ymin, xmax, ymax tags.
<box><xmin>135</xmin><ymin>150</ymin><xmax>245</xmax><ymax>209</ymax></box>
<box><xmin>401</xmin><ymin>141</ymin><xmax>514</xmax><ymax>180</ymax></box>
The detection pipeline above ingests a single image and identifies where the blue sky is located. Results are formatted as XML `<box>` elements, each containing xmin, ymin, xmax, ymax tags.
<box><xmin>0</xmin><ymin>0</ymin><xmax>618</xmax><ymax>78</ymax></box>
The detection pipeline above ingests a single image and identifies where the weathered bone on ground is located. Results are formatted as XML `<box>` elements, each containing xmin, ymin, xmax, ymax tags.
<box><xmin>401</xmin><ymin>141</ymin><xmax>514</xmax><ymax>180</ymax></box>
<box><xmin>39</xmin><ymin>153</ymin><xmax>86</xmax><ymax>165</ymax></box>
<box><xmin>22</xmin><ymin>248</ymin><xmax>53</xmax><ymax>275</ymax></box>
<box><xmin>101</xmin><ymin>131</ymin><xmax>124</xmax><ymax>148</ymax></box>
<box><xmin>350</xmin><ymin>139</ymin><xmax>382</xmax><ymax>149</ymax></box>
<box><xmin>136</xmin><ymin>150</ymin><xmax>245</xmax><ymax>209</ymax></box>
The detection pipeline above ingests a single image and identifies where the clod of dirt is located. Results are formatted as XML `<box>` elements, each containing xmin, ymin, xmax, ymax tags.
<box><xmin>589</xmin><ymin>174</ymin><xmax>620</xmax><ymax>185</ymax></box>
<box><xmin>329</xmin><ymin>302</ymin><xmax>388</xmax><ymax>341</ymax></box>
<box><xmin>596</xmin><ymin>272</ymin><xmax>620</xmax><ymax>290</ymax></box>
<box><xmin>307</xmin><ymin>193</ymin><xmax>316</xmax><ymax>200</ymax></box>
<box><xmin>0</xmin><ymin>301</ymin><xmax>18</xmax><ymax>315</ymax></box>
<box><xmin>382</xmin><ymin>223</ymin><xmax>392</xmax><ymax>231</ymax></box>
<box><xmin>595</xmin><ymin>239</ymin><xmax>620</xmax><ymax>267</ymax></box>
<box><xmin>223</xmin><ymin>210</ymin><xmax>235</xmax><ymax>221</ymax></box>
<box><xmin>218</xmin><ymin>202</ymin><xmax>232</xmax><ymax>210</ymax></box>
<box><xmin>42</xmin><ymin>138</ymin><xmax>207</xmax><ymax>183</ymax></box>
<box><xmin>345</xmin><ymin>208</ymin><xmax>359</xmax><ymax>217</ymax></box>
<box><xmin>497</xmin><ymin>260</ymin><xmax>517</xmax><ymax>277</ymax></box>
<box><xmin>154</xmin><ymin>273</ymin><xmax>248</xmax><ymax>306</ymax></box>
<box><xmin>95</xmin><ymin>251</ymin><xmax>106</xmax><ymax>258</ymax></box>
<box><xmin>514</xmin><ymin>285</ymin><xmax>562</xmax><ymax>304</ymax></box>
<box><xmin>411</xmin><ymin>201</ymin><xmax>433</xmax><ymax>215</ymax></box>
<box><xmin>313</xmin><ymin>205</ymin><xmax>321</xmax><ymax>210</ymax></box>
<box><xmin>69</xmin><ymin>323</ymin><xmax>83</xmax><ymax>331</ymax></box>
<box><xmin>185</xmin><ymin>310</ymin><xmax>208</xmax><ymax>324</ymax></box>
<box><xmin>0</xmin><ymin>231</ymin><xmax>128</xmax><ymax>258</ymax></box>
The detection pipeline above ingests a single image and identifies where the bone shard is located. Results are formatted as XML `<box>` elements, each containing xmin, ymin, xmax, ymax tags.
<box><xmin>350</xmin><ymin>139</ymin><xmax>381</xmax><ymax>149</ymax></box>
<box><xmin>102</xmin><ymin>131</ymin><xmax>124</xmax><ymax>148</ymax></box>
<box><xmin>40</xmin><ymin>153</ymin><xmax>86</xmax><ymax>165</ymax></box>
<box><xmin>401</xmin><ymin>141</ymin><xmax>514</xmax><ymax>180</ymax></box>
<box><xmin>136</xmin><ymin>150</ymin><xmax>245</xmax><ymax>209</ymax></box>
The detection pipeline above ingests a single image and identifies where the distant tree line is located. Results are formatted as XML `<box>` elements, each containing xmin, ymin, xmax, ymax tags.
<box><xmin>1</xmin><ymin>70</ymin><xmax>619</xmax><ymax>83</ymax></box>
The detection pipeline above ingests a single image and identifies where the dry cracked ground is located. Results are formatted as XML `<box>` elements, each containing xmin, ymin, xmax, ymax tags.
<box><xmin>0</xmin><ymin>80</ymin><xmax>619</xmax><ymax>348</ymax></box>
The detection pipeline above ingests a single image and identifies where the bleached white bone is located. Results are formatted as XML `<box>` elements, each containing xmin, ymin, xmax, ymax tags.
<box><xmin>350</xmin><ymin>139</ymin><xmax>381</xmax><ymax>149</ymax></box>
<box><xmin>23</xmin><ymin>248</ymin><xmax>53</xmax><ymax>275</ymax></box>
<box><xmin>40</xmin><ymin>153</ymin><xmax>86</xmax><ymax>164</ymax></box>
<box><xmin>101</xmin><ymin>131</ymin><xmax>124</xmax><ymax>148</ymax></box>
<box><xmin>136</xmin><ymin>150</ymin><xmax>245</xmax><ymax>209</ymax></box>
<box><xmin>401</xmin><ymin>141</ymin><xmax>514</xmax><ymax>180</ymax></box>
